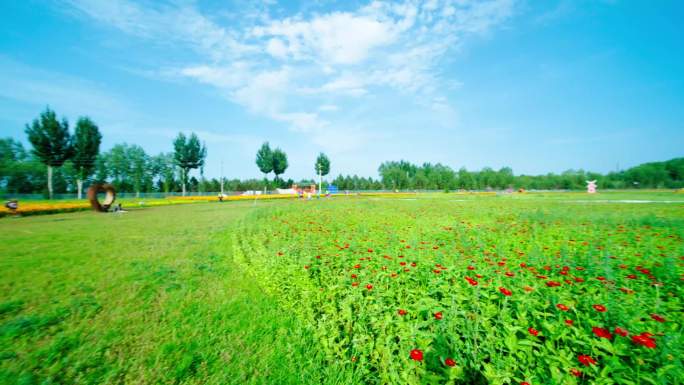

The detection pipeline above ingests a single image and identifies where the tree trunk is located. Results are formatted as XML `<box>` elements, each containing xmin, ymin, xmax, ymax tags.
<box><xmin>77</xmin><ymin>179</ymin><xmax>83</xmax><ymax>200</ymax></box>
<box><xmin>47</xmin><ymin>165</ymin><xmax>53</xmax><ymax>199</ymax></box>
<box><xmin>181</xmin><ymin>169</ymin><xmax>187</xmax><ymax>196</ymax></box>
<box><xmin>319</xmin><ymin>169</ymin><xmax>322</xmax><ymax>197</ymax></box>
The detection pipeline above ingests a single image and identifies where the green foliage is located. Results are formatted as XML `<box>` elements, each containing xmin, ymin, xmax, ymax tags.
<box><xmin>72</xmin><ymin>117</ymin><xmax>102</xmax><ymax>181</ymax></box>
<box><xmin>255</xmin><ymin>142</ymin><xmax>273</xmax><ymax>176</ymax></box>
<box><xmin>23</xmin><ymin>108</ymin><xmax>73</xmax><ymax>168</ymax></box>
<box><xmin>315</xmin><ymin>153</ymin><xmax>331</xmax><ymax>177</ymax></box>
<box><xmin>236</xmin><ymin>196</ymin><xmax>684</xmax><ymax>385</ymax></box>
<box><xmin>271</xmin><ymin>148</ymin><xmax>288</xmax><ymax>179</ymax></box>
<box><xmin>173</xmin><ymin>133</ymin><xmax>207</xmax><ymax>193</ymax></box>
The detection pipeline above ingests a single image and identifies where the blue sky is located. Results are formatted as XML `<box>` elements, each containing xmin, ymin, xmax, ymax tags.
<box><xmin>1</xmin><ymin>0</ymin><xmax>682</xmax><ymax>181</ymax></box>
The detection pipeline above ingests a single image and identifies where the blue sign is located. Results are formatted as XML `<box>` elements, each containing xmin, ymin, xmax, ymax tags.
<box><xmin>327</xmin><ymin>184</ymin><xmax>338</xmax><ymax>194</ymax></box>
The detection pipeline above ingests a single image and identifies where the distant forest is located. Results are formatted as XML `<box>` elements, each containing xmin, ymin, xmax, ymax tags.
<box><xmin>2</xmin><ymin>136</ymin><xmax>682</xmax><ymax>195</ymax></box>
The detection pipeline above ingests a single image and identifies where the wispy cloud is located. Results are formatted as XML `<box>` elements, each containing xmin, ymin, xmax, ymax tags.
<box><xmin>64</xmin><ymin>0</ymin><xmax>517</xmax><ymax>152</ymax></box>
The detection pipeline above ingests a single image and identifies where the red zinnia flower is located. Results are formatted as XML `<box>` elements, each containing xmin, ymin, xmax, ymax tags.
<box><xmin>467</xmin><ymin>265</ymin><xmax>475</xmax><ymax>270</ymax></box>
<box><xmin>546</xmin><ymin>280</ymin><xmax>561</xmax><ymax>287</ymax></box>
<box><xmin>570</xmin><ymin>368</ymin><xmax>582</xmax><ymax>377</ymax></box>
<box><xmin>352</xmin><ymin>282</ymin><xmax>359</xmax><ymax>287</ymax></box>
<box><xmin>444</xmin><ymin>358</ymin><xmax>456</xmax><ymax>367</ymax></box>
<box><xmin>400</xmin><ymin>261</ymin><xmax>407</xmax><ymax>266</ymax></box>
<box><xmin>650</xmin><ymin>314</ymin><xmax>666</xmax><ymax>322</ymax></box>
<box><xmin>411</xmin><ymin>262</ymin><xmax>417</xmax><ymax>267</ymax></box>
<box><xmin>592</xmin><ymin>327</ymin><xmax>613</xmax><ymax>339</ymax></box>
<box><xmin>366</xmin><ymin>284</ymin><xmax>373</xmax><ymax>290</ymax></box>
<box><xmin>351</xmin><ymin>274</ymin><xmax>357</xmax><ymax>278</ymax></box>
<box><xmin>410</xmin><ymin>349</ymin><xmax>423</xmax><ymax>361</ymax></box>
<box><xmin>499</xmin><ymin>287</ymin><xmax>512</xmax><ymax>296</ymax></box>
<box><xmin>614</xmin><ymin>327</ymin><xmax>628</xmax><ymax>337</ymax></box>
<box><xmin>528</xmin><ymin>327</ymin><xmax>539</xmax><ymax>336</ymax></box>
<box><xmin>565</xmin><ymin>319</ymin><xmax>574</xmax><ymax>326</ymax></box>
<box><xmin>398</xmin><ymin>309</ymin><xmax>407</xmax><ymax>316</ymax></box>
<box><xmin>592</xmin><ymin>304</ymin><xmax>607</xmax><ymax>312</ymax></box>
<box><xmin>578</xmin><ymin>355</ymin><xmax>596</xmax><ymax>366</ymax></box>
<box><xmin>556</xmin><ymin>304</ymin><xmax>569</xmax><ymax>311</ymax></box>
<box><xmin>632</xmin><ymin>333</ymin><xmax>656</xmax><ymax>348</ymax></box>
<box><xmin>521</xmin><ymin>382</ymin><xmax>530</xmax><ymax>385</ymax></box>
<box><xmin>434</xmin><ymin>311</ymin><xmax>443</xmax><ymax>320</ymax></box>
<box><xmin>465</xmin><ymin>277</ymin><xmax>478</xmax><ymax>286</ymax></box>
<box><xmin>627</xmin><ymin>274</ymin><xmax>637</xmax><ymax>279</ymax></box>
<box><xmin>354</xmin><ymin>264</ymin><xmax>361</xmax><ymax>269</ymax></box>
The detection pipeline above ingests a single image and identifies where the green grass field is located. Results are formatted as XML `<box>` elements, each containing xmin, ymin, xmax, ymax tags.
<box><xmin>1</xmin><ymin>193</ymin><xmax>682</xmax><ymax>385</ymax></box>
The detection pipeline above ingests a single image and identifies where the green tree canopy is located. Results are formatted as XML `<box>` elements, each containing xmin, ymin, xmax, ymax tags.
<box><xmin>315</xmin><ymin>153</ymin><xmax>331</xmax><ymax>177</ymax></box>
<box><xmin>173</xmin><ymin>133</ymin><xmax>207</xmax><ymax>195</ymax></box>
<box><xmin>24</xmin><ymin>107</ymin><xmax>74</xmax><ymax>198</ymax></box>
<box><xmin>256</xmin><ymin>142</ymin><xmax>273</xmax><ymax>175</ymax></box>
<box><xmin>72</xmin><ymin>117</ymin><xmax>102</xmax><ymax>198</ymax></box>
<box><xmin>271</xmin><ymin>148</ymin><xmax>288</xmax><ymax>180</ymax></box>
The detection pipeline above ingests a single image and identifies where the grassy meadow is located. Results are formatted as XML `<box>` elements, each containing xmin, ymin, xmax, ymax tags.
<box><xmin>1</xmin><ymin>192</ymin><xmax>683</xmax><ymax>384</ymax></box>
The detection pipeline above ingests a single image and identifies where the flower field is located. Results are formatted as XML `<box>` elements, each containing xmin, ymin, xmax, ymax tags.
<box><xmin>235</xmin><ymin>197</ymin><xmax>683</xmax><ymax>385</ymax></box>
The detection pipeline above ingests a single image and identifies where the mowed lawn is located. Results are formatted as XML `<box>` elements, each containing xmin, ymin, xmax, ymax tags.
<box><xmin>0</xmin><ymin>201</ymin><xmax>347</xmax><ymax>385</ymax></box>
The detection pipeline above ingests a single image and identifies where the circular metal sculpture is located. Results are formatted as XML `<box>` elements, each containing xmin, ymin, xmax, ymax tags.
<box><xmin>87</xmin><ymin>184</ymin><xmax>116</xmax><ymax>212</ymax></box>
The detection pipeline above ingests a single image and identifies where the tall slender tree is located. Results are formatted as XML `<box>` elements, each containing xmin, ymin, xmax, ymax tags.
<box><xmin>255</xmin><ymin>142</ymin><xmax>273</xmax><ymax>192</ymax></box>
<box><xmin>315</xmin><ymin>152</ymin><xmax>331</xmax><ymax>196</ymax></box>
<box><xmin>72</xmin><ymin>117</ymin><xmax>102</xmax><ymax>199</ymax></box>
<box><xmin>271</xmin><ymin>148</ymin><xmax>288</xmax><ymax>186</ymax></box>
<box><xmin>25</xmin><ymin>108</ymin><xmax>73</xmax><ymax>199</ymax></box>
<box><xmin>173</xmin><ymin>133</ymin><xmax>207</xmax><ymax>196</ymax></box>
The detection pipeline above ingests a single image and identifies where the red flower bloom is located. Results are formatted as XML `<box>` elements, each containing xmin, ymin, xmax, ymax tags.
<box><xmin>351</xmin><ymin>274</ymin><xmax>357</xmax><ymax>279</ymax></box>
<box><xmin>398</xmin><ymin>309</ymin><xmax>407</xmax><ymax>316</ymax></box>
<box><xmin>467</xmin><ymin>265</ymin><xmax>475</xmax><ymax>270</ymax></box>
<box><xmin>304</xmin><ymin>265</ymin><xmax>310</xmax><ymax>269</ymax></box>
<box><xmin>565</xmin><ymin>319</ymin><xmax>574</xmax><ymax>326</ymax></box>
<box><xmin>592</xmin><ymin>327</ymin><xmax>613</xmax><ymax>339</ymax></box>
<box><xmin>626</xmin><ymin>274</ymin><xmax>637</xmax><ymax>279</ymax></box>
<box><xmin>366</xmin><ymin>284</ymin><xmax>373</xmax><ymax>290</ymax></box>
<box><xmin>650</xmin><ymin>314</ymin><xmax>666</xmax><ymax>323</ymax></box>
<box><xmin>574</xmin><ymin>277</ymin><xmax>585</xmax><ymax>283</ymax></box>
<box><xmin>592</xmin><ymin>304</ymin><xmax>607</xmax><ymax>312</ymax></box>
<box><xmin>400</xmin><ymin>261</ymin><xmax>407</xmax><ymax>266</ymax></box>
<box><xmin>528</xmin><ymin>327</ymin><xmax>539</xmax><ymax>336</ymax></box>
<box><xmin>521</xmin><ymin>382</ymin><xmax>530</xmax><ymax>385</ymax></box>
<box><xmin>444</xmin><ymin>358</ymin><xmax>456</xmax><ymax>367</ymax></box>
<box><xmin>556</xmin><ymin>304</ymin><xmax>569</xmax><ymax>311</ymax></box>
<box><xmin>434</xmin><ymin>311</ymin><xmax>443</xmax><ymax>320</ymax></box>
<box><xmin>410</xmin><ymin>349</ymin><xmax>423</xmax><ymax>361</ymax></box>
<box><xmin>354</xmin><ymin>264</ymin><xmax>361</xmax><ymax>269</ymax></box>
<box><xmin>546</xmin><ymin>280</ymin><xmax>561</xmax><ymax>287</ymax></box>
<box><xmin>499</xmin><ymin>287</ymin><xmax>512</xmax><ymax>296</ymax></box>
<box><xmin>570</xmin><ymin>368</ymin><xmax>582</xmax><ymax>377</ymax></box>
<box><xmin>352</xmin><ymin>282</ymin><xmax>359</xmax><ymax>287</ymax></box>
<box><xmin>632</xmin><ymin>333</ymin><xmax>656</xmax><ymax>348</ymax></box>
<box><xmin>505</xmin><ymin>271</ymin><xmax>515</xmax><ymax>277</ymax></box>
<box><xmin>465</xmin><ymin>277</ymin><xmax>478</xmax><ymax>286</ymax></box>
<box><xmin>411</xmin><ymin>262</ymin><xmax>417</xmax><ymax>267</ymax></box>
<box><xmin>614</xmin><ymin>327</ymin><xmax>628</xmax><ymax>337</ymax></box>
<box><xmin>578</xmin><ymin>355</ymin><xmax>596</xmax><ymax>366</ymax></box>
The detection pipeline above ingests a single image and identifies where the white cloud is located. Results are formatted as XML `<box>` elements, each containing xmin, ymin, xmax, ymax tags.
<box><xmin>65</xmin><ymin>0</ymin><xmax>518</xmax><ymax>151</ymax></box>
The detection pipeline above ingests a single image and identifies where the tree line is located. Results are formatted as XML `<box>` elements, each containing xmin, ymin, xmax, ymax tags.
<box><xmin>1</xmin><ymin>108</ymin><xmax>209</xmax><ymax>198</ymax></box>
<box><xmin>2</xmin><ymin>108</ymin><xmax>682</xmax><ymax>197</ymax></box>
<box><xmin>369</xmin><ymin>159</ymin><xmax>684</xmax><ymax>191</ymax></box>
